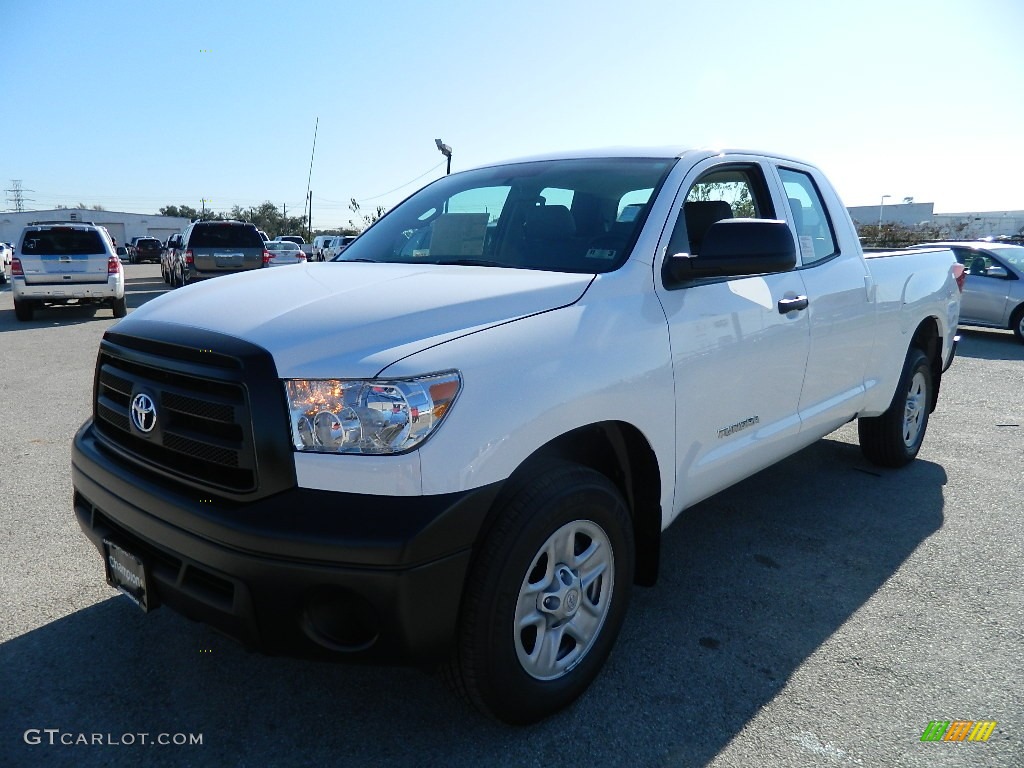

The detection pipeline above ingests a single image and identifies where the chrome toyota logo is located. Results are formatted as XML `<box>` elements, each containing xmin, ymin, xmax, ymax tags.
<box><xmin>130</xmin><ymin>393</ymin><xmax>157</xmax><ymax>433</ymax></box>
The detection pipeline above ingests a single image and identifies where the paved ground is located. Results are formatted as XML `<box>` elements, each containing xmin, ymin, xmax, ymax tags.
<box><xmin>0</xmin><ymin>264</ymin><xmax>1021</xmax><ymax>767</ymax></box>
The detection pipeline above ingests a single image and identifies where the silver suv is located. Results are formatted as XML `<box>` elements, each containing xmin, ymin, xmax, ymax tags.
<box><xmin>166</xmin><ymin>220</ymin><xmax>268</xmax><ymax>287</ymax></box>
<box><xmin>11</xmin><ymin>221</ymin><xmax>126</xmax><ymax>321</ymax></box>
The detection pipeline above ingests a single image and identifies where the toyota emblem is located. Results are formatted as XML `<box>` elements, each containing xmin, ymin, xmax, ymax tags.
<box><xmin>130</xmin><ymin>393</ymin><xmax>157</xmax><ymax>433</ymax></box>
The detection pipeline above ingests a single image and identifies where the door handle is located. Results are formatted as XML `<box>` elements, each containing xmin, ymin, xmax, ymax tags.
<box><xmin>778</xmin><ymin>296</ymin><xmax>809</xmax><ymax>314</ymax></box>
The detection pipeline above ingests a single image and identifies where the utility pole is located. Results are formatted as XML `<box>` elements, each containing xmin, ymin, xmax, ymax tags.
<box><xmin>307</xmin><ymin>190</ymin><xmax>312</xmax><ymax>242</ymax></box>
<box><xmin>5</xmin><ymin>180</ymin><xmax>33</xmax><ymax>212</ymax></box>
<box><xmin>201</xmin><ymin>198</ymin><xmax>207</xmax><ymax>218</ymax></box>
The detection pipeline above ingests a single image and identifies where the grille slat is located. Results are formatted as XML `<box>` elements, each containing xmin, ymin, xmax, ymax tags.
<box><xmin>93</xmin><ymin>349</ymin><xmax>256</xmax><ymax>493</ymax></box>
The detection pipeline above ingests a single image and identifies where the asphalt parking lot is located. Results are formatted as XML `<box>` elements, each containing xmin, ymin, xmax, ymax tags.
<box><xmin>1</xmin><ymin>264</ymin><xmax>1021</xmax><ymax>768</ymax></box>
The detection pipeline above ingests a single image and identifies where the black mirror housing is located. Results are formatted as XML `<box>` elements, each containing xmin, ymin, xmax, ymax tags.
<box><xmin>665</xmin><ymin>219</ymin><xmax>796</xmax><ymax>284</ymax></box>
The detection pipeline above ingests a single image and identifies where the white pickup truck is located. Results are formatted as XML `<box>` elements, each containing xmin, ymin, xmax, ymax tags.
<box><xmin>72</xmin><ymin>148</ymin><xmax>963</xmax><ymax>724</ymax></box>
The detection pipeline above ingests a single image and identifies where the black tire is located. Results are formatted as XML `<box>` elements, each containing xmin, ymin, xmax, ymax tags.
<box><xmin>111</xmin><ymin>295</ymin><xmax>127</xmax><ymax>318</ymax></box>
<box><xmin>1010</xmin><ymin>305</ymin><xmax>1024</xmax><ymax>344</ymax></box>
<box><xmin>14</xmin><ymin>297</ymin><xmax>34</xmax><ymax>321</ymax></box>
<box><xmin>444</xmin><ymin>463</ymin><xmax>634</xmax><ymax>724</ymax></box>
<box><xmin>859</xmin><ymin>347</ymin><xmax>932</xmax><ymax>468</ymax></box>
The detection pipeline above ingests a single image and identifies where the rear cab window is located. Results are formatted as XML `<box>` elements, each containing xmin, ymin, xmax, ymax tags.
<box><xmin>777</xmin><ymin>167</ymin><xmax>838</xmax><ymax>265</ymax></box>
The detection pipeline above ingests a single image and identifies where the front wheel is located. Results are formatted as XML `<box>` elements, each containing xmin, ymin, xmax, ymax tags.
<box><xmin>858</xmin><ymin>347</ymin><xmax>932</xmax><ymax>467</ymax></box>
<box><xmin>444</xmin><ymin>463</ymin><xmax>634</xmax><ymax>724</ymax></box>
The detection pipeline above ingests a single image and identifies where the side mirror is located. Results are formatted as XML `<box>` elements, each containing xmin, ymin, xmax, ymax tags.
<box><xmin>664</xmin><ymin>219</ymin><xmax>796</xmax><ymax>284</ymax></box>
<box><xmin>988</xmin><ymin>265</ymin><xmax>1009</xmax><ymax>279</ymax></box>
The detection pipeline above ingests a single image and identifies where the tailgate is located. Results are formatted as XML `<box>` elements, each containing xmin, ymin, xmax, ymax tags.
<box><xmin>193</xmin><ymin>246</ymin><xmax>263</xmax><ymax>271</ymax></box>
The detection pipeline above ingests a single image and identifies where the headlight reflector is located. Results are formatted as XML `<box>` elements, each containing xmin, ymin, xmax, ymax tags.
<box><xmin>284</xmin><ymin>371</ymin><xmax>461</xmax><ymax>454</ymax></box>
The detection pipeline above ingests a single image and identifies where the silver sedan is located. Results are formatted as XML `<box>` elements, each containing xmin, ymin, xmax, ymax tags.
<box><xmin>913</xmin><ymin>241</ymin><xmax>1024</xmax><ymax>342</ymax></box>
<box><xmin>264</xmin><ymin>240</ymin><xmax>308</xmax><ymax>267</ymax></box>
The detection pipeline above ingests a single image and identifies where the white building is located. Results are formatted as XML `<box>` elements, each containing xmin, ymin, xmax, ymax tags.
<box><xmin>0</xmin><ymin>209</ymin><xmax>191</xmax><ymax>247</ymax></box>
<box><xmin>846</xmin><ymin>202</ymin><xmax>1024</xmax><ymax>240</ymax></box>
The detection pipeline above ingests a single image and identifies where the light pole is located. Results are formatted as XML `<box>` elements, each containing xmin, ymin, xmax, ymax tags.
<box><xmin>877</xmin><ymin>194</ymin><xmax>891</xmax><ymax>241</ymax></box>
<box><xmin>435</xmin><ymin>138</ymin><xmax>452</xmax><ymax>175</ymax></box>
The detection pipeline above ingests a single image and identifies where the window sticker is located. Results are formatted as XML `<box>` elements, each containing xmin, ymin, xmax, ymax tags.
<box><xmin>585</xmin><ymin>248</ymin><xmax>617</xmax><ymax>260</ymax></box>
<box><xmin>799</xmin><ymin>236</ymin><xmax>815</xmax><ymax>261</ymax></box>
<box><xmin>411</xmin><ymin>249</ymin><xmax>430</xmax><ymax>259</ymax></box>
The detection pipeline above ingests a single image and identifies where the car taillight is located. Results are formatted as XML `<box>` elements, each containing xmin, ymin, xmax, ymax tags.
<box><xmin>297</xmin><ymin>253</ymin><xmax>307</xmax><ymax>261</ymax></box>
<box><xmin>108</xmin><ymin>255</ymin><xmax>121</xmax><ymax>275</ymax></box>
<box><xmin>952</xmin><ymin>262</ymin><xmax>966</xmax><ymax>293</ymax></box>
<box><xmin>185</xmin><ymin>249</ymin><xmax>194</xmax><ymax>265</ymax></box>
<box><xmin>263</xmin><ymin>249</ymin><xmax>272</xmax><ymax>266</ymax></box>
<box><xmin>11</xmin><ymin>257</ymin><xmax>23</xmax><ymax>276</ymax></box>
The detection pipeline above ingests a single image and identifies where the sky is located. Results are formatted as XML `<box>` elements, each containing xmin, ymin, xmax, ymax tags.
<box><xmin>2</xmin><ymin>0</ymin><xmax>1022</xmax><ymax>229</ymax></box>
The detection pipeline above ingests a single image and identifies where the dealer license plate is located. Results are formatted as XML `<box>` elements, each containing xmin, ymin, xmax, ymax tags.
<box><xmin>103</xmin><ymin>540</ymin><xmax>150</xmax><ymax>612</ymax></box>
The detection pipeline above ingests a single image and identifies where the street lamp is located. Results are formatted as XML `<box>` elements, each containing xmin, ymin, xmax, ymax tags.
<box><xmin>877</xmin><ymin>194</ymin><xmax>891</xmax><ymax>240</ymax></box>
<box><xmin>435</xmin><ymin>138</ymin><xmax>452</xmax><ymax>175</ymax></box>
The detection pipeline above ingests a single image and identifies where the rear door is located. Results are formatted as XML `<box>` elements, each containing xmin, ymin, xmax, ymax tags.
<box><xmin>189</xmin><ymin>223</ymin><xmax>266</xmax><ymax>272</ymax></box>
<box><xmin>18</xmin><ymin>226</ymin><xmax>111</xmax><ymax>284</ymax></box>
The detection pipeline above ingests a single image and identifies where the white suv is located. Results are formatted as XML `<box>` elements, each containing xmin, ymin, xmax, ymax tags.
<box><xmin>12</xmin><ymin>221</ymin><xmax>126</xmax><ymax>321</ymax></box>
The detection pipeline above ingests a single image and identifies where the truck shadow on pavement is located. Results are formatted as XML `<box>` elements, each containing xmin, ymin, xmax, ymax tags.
<box><xmin>0</xmin><ymin>436</ymin><xmax>946</xmax><ymax>768</ymax></box>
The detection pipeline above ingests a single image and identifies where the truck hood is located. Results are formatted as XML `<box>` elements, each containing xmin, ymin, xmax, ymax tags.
<box><xmin>124</xmin><ymin>263</ymin><xmax>594</xmax><ymax>377</ymax></box>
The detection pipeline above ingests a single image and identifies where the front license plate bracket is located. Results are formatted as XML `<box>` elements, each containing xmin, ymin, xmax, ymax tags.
<box><xmin>102</xmin><ymin>539</ymin><xmax>150</xmax><ymax>612</ymax></box>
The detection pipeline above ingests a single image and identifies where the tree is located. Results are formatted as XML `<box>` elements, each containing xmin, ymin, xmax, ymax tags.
<box><xmin>348</xmin><ymin>199</ymin><xmax>386</xmax><ymax>231</ymax></box>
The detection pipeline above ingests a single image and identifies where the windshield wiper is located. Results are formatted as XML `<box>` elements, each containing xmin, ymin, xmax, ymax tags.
<box><xmin>433</xmin><ymin>258</ymin><xmax>507</xmax><ymax>267</ymax></box>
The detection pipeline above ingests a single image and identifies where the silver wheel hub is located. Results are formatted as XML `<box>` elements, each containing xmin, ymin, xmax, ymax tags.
<box><xmin>514</xmin><ymin>520</ymin><xmax>614</xmax><ymax>681</ymax></box>
<box><xmin>902</xmin><ymin>370</ymin><xmax>927</xmax><ymax>447</ymax></box>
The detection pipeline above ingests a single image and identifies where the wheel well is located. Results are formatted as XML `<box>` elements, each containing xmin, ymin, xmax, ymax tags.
<box><xmin>504</xmin><ymin>422</ymin><xmax>662</xmax><ymax>587</ymax></box>
<box><xmin>910</xmin><ymin>317</ymin><xmax>942</xmax><ymax>412</ymax></box>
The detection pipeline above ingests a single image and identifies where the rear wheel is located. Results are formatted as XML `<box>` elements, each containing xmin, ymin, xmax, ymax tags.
<box><xmin>858</xmin><ymin>347</ymin><xmax>932</xmax><ymax>467</ymax></box>
<box><xmin>444</xmin><ymin>463</ymin><xmax>634</xmax><ymax>724</ymax></box>
<box><xmin>14</xmin><ymin>297</ymin><xmax>34</xmax><ymax>321</ymax></box>
<box><xmin>111</xmin><ymin>295</ymin><xmax>127</xmax><ymax>318</ymax></box>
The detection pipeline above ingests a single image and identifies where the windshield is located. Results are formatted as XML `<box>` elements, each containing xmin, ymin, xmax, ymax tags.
<box><xmin>335</xmin><ymin>157</ymin><xmax>675</xmax><ymax>273</ymax></box>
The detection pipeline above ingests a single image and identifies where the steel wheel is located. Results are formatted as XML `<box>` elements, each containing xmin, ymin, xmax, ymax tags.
<box><xmin>444</xmin><ymin>462</ymin><xmax>634</xmax><ymax>724</ymax></box>
<box><xmin>859</xmin><ymin>347</ymin><xmax>932</xmax><ymax>467</ymax></box>
<box><xmin>514</xmin><ymin>520</ymin><xmax>614</xmax><ymax>681</ymax></box>
<box><xmin>901</xmin><ymin>370</ymin><xmax>927</xmax><ymax>448</ymax></box>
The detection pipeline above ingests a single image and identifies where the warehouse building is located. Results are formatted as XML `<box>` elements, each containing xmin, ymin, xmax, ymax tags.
<box><xmin>0</xmin><ymin>209</ymin><xmax>190</xmax><ymax>247</ymax></box>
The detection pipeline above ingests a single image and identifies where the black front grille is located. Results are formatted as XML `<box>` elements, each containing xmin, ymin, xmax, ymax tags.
<box><xmin>93</xmin><ymin>343</ymin><xmax>257</xmax><ymax>493</ymax></box>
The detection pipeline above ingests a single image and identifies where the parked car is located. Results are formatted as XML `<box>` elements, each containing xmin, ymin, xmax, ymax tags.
<box><xmin>325</xmin><ymin>235</ymin><xmax>358</xmax><ymax>259</ymax></box>
<box><xmin>11</xmin><ymin>221</ymin><xmax>126</xmax><ymax>320</ymax></box>
<box><xmin>274</xmin><ymin>234</ymin><xmax>305</xmax><ymax>245</ymax></box>
<box><xmin>160</xmin><ymin>235</ymin><xmax>180</xmax><ymax>284</ymax></box>
<box><xmin>71</xmin><ymin>148</ymin><xmax>961</xmax><ymax>724</ymax></box>
<box><xmin>164</xmin><ymin>220</ymin><xmax>268</xmax><ymax>287</ymax></box>
<box><xmin>130</xmin><ymin>237</ymin><xmax>162</xmax><ymax>264</ymax></box>
<box><xmin>264</xmin><ymin>240</ymin><xmax>308</xmax><ymax>267</ymax></box>
<box><xmin>909</xmin><ymin>241</ymin><xmax>1024</xmax><ymax>342</ymax></box>
<box><xmin>0</xmin><ymin>241</ymin><xmax>12</xmax><ymax>283</ymax></box>
<box><xmin>311</xmin><ymin>235</ymin><xmax>337</xmax><ymax>261</ymax></box>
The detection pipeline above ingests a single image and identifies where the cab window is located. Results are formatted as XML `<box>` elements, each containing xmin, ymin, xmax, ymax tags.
<box><xmin>778</xmin><ymin>167</ymin><xmax>838</xmax><ymax>265</ymax></box>
<box><xmin>665</xmin><ymin>164</ymin><xmax>775</xmax><ymax>258</ymax></box>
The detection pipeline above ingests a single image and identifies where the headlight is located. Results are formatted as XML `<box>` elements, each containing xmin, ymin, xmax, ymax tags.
<box><xmin>284</xmin><ymin>371</ymin><xmax>461</xmax><ymax>455</ymax></box>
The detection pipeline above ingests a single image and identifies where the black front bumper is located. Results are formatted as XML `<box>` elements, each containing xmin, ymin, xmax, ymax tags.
<box><xmin>72</xmin><ymin>420</ymin><xmax>501</xmax><ymax>663</ymax></box>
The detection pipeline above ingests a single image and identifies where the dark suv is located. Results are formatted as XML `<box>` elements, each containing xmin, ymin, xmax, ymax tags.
<box><xmin>166</xmin><ymin>220</ymin><xmax>268</xmax><ymax>287</ymax></box>
<box><xmin>130</xmin><ymin>237</ymin><xmax>162</xmax><ymax>264</ymax></box>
